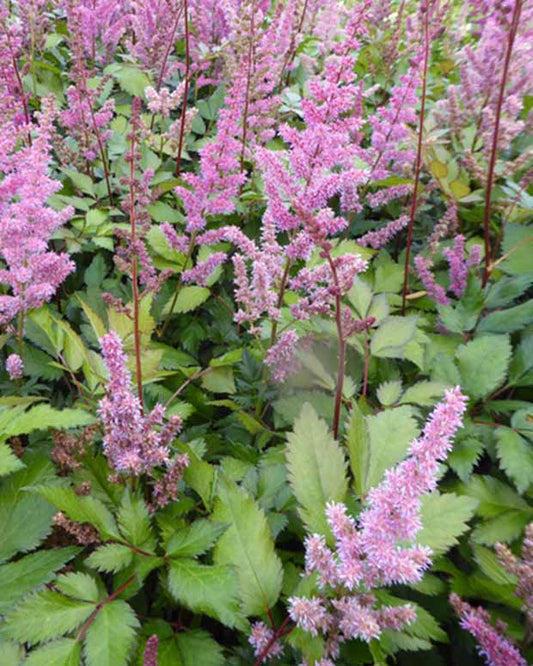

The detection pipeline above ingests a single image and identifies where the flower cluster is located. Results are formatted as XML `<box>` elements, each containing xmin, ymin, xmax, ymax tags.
<box><xmin>450</xmin><ymin>593</ymin><xmax>527</xmax><ymax>666</ymax></box>
<box><xmin>287</xmin><ymin>388</ymin><xmax>468</xmax><ymax>663</ymax></box>
<box><xmin>98</xmin><ymin>330</ymin><xmax>183</xmax><ymax>474</ymax></box>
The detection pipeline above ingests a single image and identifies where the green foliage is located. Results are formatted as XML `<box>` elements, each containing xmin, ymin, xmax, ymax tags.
<box><xmin>286</xmin><ymin>403</ymin><xmax>348</xmax><ymax>534</ymax></box>
<box><xmin>212</xmin><ymin>476</ymin><xmax>283</xmax><ymax>616</ymax></box>
<box><xmin>455</xmin><ymin>334</ymin><xmax>511</xmax><ymax>400</ymax></box>
<box><xmin>84</xmin><ymin>601</ymin><xmax>139</xmax><ymax>666</ymax></box>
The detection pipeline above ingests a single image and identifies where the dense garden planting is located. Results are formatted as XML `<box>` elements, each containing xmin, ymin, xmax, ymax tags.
<box><xmin>0</xmin><ymin>0</ymin><xmax>533</xmax><ymax>664</ymax></box>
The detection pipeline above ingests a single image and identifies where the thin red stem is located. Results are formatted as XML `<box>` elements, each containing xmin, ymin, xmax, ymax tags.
<box><xmin>326</xmin><ymin>252</ymin><xmax>345</xmax><ymax>440</ymax></box>
<box><xmin>174</xmin><ymin>0</ymin><xmax>190</xmax><ymax>178</ymax></box>
<box><xmin>76</xmin><ymin>575</ymin><xmax>136</xmax><ymax>643</ymax></box>
<box><xmin>129</xmin><ymin>121</ymin><xmax>144</xmax><ymax>413</ymax></box>
<box><xmin>239</xmin><ymin>1</ymin><xmax>256</xmax><ymax>175</ymax></box>
<box><xmin>401</xmin><ymin>5</ymin><xmax>430</xmax><ymax>315</ymax></box>
<box><xmin>253</xmin><ymin>616</ymin><xmax>293</xmax><ymax>666</ymax></box>
<box><xmin>482</xmin><ymin>0</ymin><xmax>523</xmax><ymax>287</ymax></box>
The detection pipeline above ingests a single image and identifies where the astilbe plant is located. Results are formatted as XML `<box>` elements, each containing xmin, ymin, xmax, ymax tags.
<box><xmin>249</xmin><ymin>387</ymin><xmax>468</xmax><ymax>665</ymax></box>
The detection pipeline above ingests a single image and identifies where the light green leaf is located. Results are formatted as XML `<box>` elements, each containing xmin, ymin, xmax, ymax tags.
<box><xmin>495</xmin><ymin>427</ymin><xmax>533</xmax><ymax>493</ymax></box>
<box><xmin>0</xmin><ymin>443</ymin><xmax>24</xmax><ymax>477</ymax></box>
<box><xmin>418</xmin><ymin>493</ymin><xmax>478</xmax><ymax>555</ymax></box>
<box><xmin>0</xmin><ymin>641</ymin><xmax>24</xmax><ymax>666</ymax></box>
<box><xmin>472</xmin><ymin>545</ymin><xmax>517</xmax><ymax>586</ymax></box>
<box><xmin>345</xmin><ymin>403</ymin><xmax>369</xmax><ymax>496</ymax></box>
<box><xmin>3</xmin><ymin>590</ymin><xmax>93</xmax><ymax>645</ymax></box>
<box><xmin>174</xmin><ymin>630</ymin><xmax>224</xmax><ymax>666</ymax></box>
<box><xmin>55</xmin><ymin>572</ymin><xmax>101</xmax><ymax>603</ymax></box>
<box><xmin>118</xmin><ymin>492</ymin><xmax>155</xmax><ymax>551</ymax></box>
<box><xmin>105</xmin><ymin>63</ymin><xmax>150</xmax><ymax>97</ymax></box>
<box><xmin>455</xmin><ymin>335</ymin><xmax>511</xmax><ymax>400</ymax></box>
<box><xmin>0</xmin><ymin>547</ymin><xmax>79</xmax><ymax>614</ymax></box>
<box><xmin>212</xmin><ymin>476</ymin><xmax>283</xmax><ymax>616</ymax></box>
<box><xmin>167</xmin><ymin>559</ymin><xmax>242</xmax><ymax>628</ymax></box>
<box><xmin>24</xmin><ymin>639</ymin><xmax>81</xmax><ymax>666</ymax></box>
<box><xmin>376</xmin><ymin>381</ymin><xmax>403</xmax><ymax>407</ymax></box>
<box><xmin>472</xmin><ymin>511</ymin><xmax>531</xmax><ymax>545</ymax></box>
<box><xmin>363</xmin><ymin>406</ymin><xmax>419</xmax><ymax>493</ymax></box>
<box><xmin>461</xmin><ymin>475</ymin><xmax>530</xmax><ymax>517</ymax></box>
<box><xmin>286</xmin><ymin>403</ymin><xmax>348</xmax><ymax>534</ymax></box>
<box><xmin>370</xmin><ymin>316</ymin><xmax>418</xmax><ymax>358</ymax></box>
<box><xmin>166</xmin><ymin>520</ymin><xmax>227</xmax><ymax>558</ymax></box>
<box><xmin>498</xmin><ymin>224</ymin><xmax>533</xmax><ymax>276</ymax></box>
<box><xmin>399</xmin><ymin>381</ymin><xmax>447</xmax><ymax>406</ymax></box>
<box><xmin>84</xmin><ymin>601</ymin><xmax>139</xmax><ymax>666</ymax></box>
<box><xmin>34</xmin><ymin>486</ymin><xmax>120</xmax><ymax>540</ymax></box>
<box><xmin>86</xmin><ymin>544</ymin><xmax>133</xmax><ymax>573</ymax></box>
<box><xmin>201</xmin><ymin>367</ymin><xmax>235</xmax><ymax>394</ymax></box>
<box><xmin>478</xmin><ymin>300</ymin><xmax>533</xmax><ymax>333</ymax></box>
<box><xmin>169</xmin><ymin>286</ymin><xmax>210</xmax><ymax>314</ymax></box>
<box><xmin>1</xmin><ymin>404</ymin><xmax>96</xmax><ymax>438</ymax></box>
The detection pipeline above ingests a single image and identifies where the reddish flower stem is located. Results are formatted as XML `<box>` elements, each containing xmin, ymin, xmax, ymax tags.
<box><xmin>401</xmin><ymin>4</ymin><xmax>431</xmax><ymax>315</ymax></box>
<box><xmin>239</xmin><ymin>1</ymin><xmax>256</xmax><ymax>175</ymax></box>
<box><xmin>253</xmin><ymin>616</ymin><xmax>293</xmax><ymax>666</ymax></box>
<box><xmin>174</xmin><ymin>0</ymin><xmax>190</xmax><ymax>178</ymax></box>
<box><xmin>76</xmin><ymin>574</ymin><xmax>136</xmax><ymax>643</ymax></box>
<box><xmin>325</xmin><ymin>251</ymin><xmax>345</xmax><ymax>440</ymax></box>
<box><xmin>128</xmin><ymin>120</ymin><xmax>144</xmax><ymax>413</ymax></box>
<box><xmin>482</xmin><ymin>0</ymin><xmax>523</xmax><ymax>287</ymax></box>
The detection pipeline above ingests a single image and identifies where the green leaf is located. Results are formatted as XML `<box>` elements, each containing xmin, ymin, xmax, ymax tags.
<box><xmin>166</xmin><ymin>520</ymin><xmax>227</xmax><ymax>558</ymax></box>
<box><xmin>86</xmin><ymin>544</ymin><xmax>133</xmax><ymax>573</ymax></box>
<box><xmin>1</xmin><ymin>404</ymin><xmax>96</xmax><ymax>438</ymax></box>
<box><xmin>345</xmin><ymin>402</ymin><xmax>369</xmax><ymax>496</ymax></box>
<box><xmin>34</xmin><ymin>486</ymin><xmax>121</xmax><ymax>540</ymax></box>
<box><xmin>447</xmin><ymin>437</ymin><xmax>484</xmax><ymax>482</ymax></box>
<box><xmin>0</xmin><ymin>455</ymin><xmax>57</xmax><ymax>563</ymax></box>
<box><xmin>286</xmin><ymin>403</ymin><xmax>348</xmax><ymax>534</ymax></box>
<box><xmin>495</xmin><ymin>427</ymin><xmax>533</xmax><ymax>493</ymax></box>
<box><xmin>0</xmin><ymin>443</ymin><xmax>23</xmax><ymax>477</ymax></box>
<box><xmin>3</xmin><ymin>590</ymin><xmax>93</xmax><ymax>645</ymax></box>
<box><xmin>370</xmin><ymin>316</ymin><xmax>418</xmax><ymax>358</ymax></box>
<box><xmin>0</xmin><ymin>547</ymin><xmax>79</xmax><ymax>614</ymax></box>
<box><xmin>362</xmin><ymin>406</ymin><xmax>419</xmax><ymax>493</ymax></box>
<box><xmin>417</xmin><ymin>493</ymin><xmax>478</xmax><ymax>555</ymax></box>
<box><xmin>376</xmin><ymin>381</ymin><xmax>403</xmax><ymax>407</ymax></box>
<box><xmin>498</xmin><ymin>223</ymin><xmax>533</xmax><ymax>276</ymax></box>
<box><xmin>105</xmin><ymin>63</ymin><xmax>150</xmax><ymax>97</ymax></box>
<box><xmin>56</xmin><ymin>572</ymin><xmax>101</xmax><ymax>603</ymax></box>
<box><xmin>212</xmin><ymin>476</ymin><xmax>283</xmax><ymax>616</ymax></box>
<box><xmin>455</xmin><ymin>335</ymin><xmax>511</xmax><ymax>400</ymax></box>
<box><xmin>460</xmin><ymin>475</ymin><xmax>530</xmax><ymax>516</ymax></box>
<box><xmin>84</xmin><ymin>601</ymin><xmax>139</xmax><ymax>666</ymax></box>
<box><xmin>472</xmin><ymin>545</ymin><xmax>518</xmax><ymax>586</ymax></box>
<box><xmin>171</xmin><ymin>286</ymin><xmax>210</xmax><ymax>314</ymax></box>
<box><xmin>24</xmin><ymin>639</ymin><xmax>81</xmax><ymax>666</ymax></box>
<box><xmin>167</xmin><ymin>559</ymin><xmax>242</xmax><ymax>628</ymax></box>
<box><xmin>0</xmin><ymin>641</ymin><xmax>24</xmax><ymax>666</ymax></box>
<box><xmin>201</xmin><ymin>367</ymin><xmax>235</xmax><ymax>394</ymax></box>
<box><xmin>174</xmin><ymin>630</ymin><xmax>224</xmax><ymax>666</ymax></box>
<box><xmin>472</xmin><ymin>511</ymin><xmax>531</xmax><ymax>545</ymax></box>
<box><xmin>478</xmin><ymin>300</ymin><xmax>533</xmax><ymax>333</ymax></box>
<box><xmin>399</xmin><ymin>381</ymin><xmax>447</xmax><ymax>406</ymax></box>
<box><xmin>118</xmin><ymin>492</ymin><xmax>155</xmax><ymax>551</ymax></box>
<box><xmin>485</xmin><ymin>275</ymin><xmax>533</xmax><ymax>308</ymax></box>
<box><xmin>61</xmin><ymin>169</ymin><xmax>95</xmax><ymax>196</ymax></box>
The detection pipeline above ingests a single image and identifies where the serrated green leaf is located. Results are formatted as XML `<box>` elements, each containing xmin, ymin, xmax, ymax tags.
<box><xmin>399</xmin><ymin>381</ymin><xmax>447</xmax><ymax>406</ymax></box>
<box><xmin>174</xmin><ymin>630</ymin><xmax>224</xmax><ymax>666</ymax></box>
<box><xmin>362</xmin><ymin>406</ymin><xmax>419</xmax><ymax>493</ymax></box>
<box><xmin>1</xmin><ymin>405</ymin><xmax>96</xmax><ymax>438</ymax></box>
<box><xmin>56</xmin><ymin>572</ymin><xmax>101</xmax><ymax>603</ymax></box>
<box><xmin>376</xmin><ymin>381</ymin><xmax>403</xmax><ymax>407</ymax></box>
<box><xmin>3</xmin><ymin>590</ymin><xmax>93</xmax><ymax>645</ymax></box>
<box><xmin>118</xmin><ymin>492</ymin><xmax>155</xmax><ymax>552</ymax></box>
<box><xmin>201</xmin><ymin>367</ymin><xmax>235</xmax><ymax>394</ymax></box>
<box><xmin>105</xmin><ymin>63</ymin><xmax>150</xmax><ymax>97</ymax></box>
<box><xmin>0</xmin><ymin>443</ymin><xmax>24</xmax><ymax>477</ymax></box>
<box><xmin>212</xmin><ymin>476</ymin><xmax>283</xmax><ymax>616</ymax></box>
<box><xmin>495</xmin><ymin>427</ymin><xmax>533</xmax><ymax>493</ymax></box>
<box><xmin>24</xmin><ymin>639</ymin><xmax>81</xmax><ymax>666</ymax></box>
<box><xmin>286</xmin><ymin>403</ymin><xmax>348</xmax><ymax>534</ymax></box>
<box><xmin>455</xmin><ymin>335</ymin><xmax>511</xmax><ymax>400</ymax></box>
<box><xmin>478</xmin><ymin>300</ymin><xmax>533</xmax><ymax>333</ymax></box>
<box><xmin>86</xmin><ymin>544</ymin><xmax>133</xmax><ymax>573</ymax></box>
<box><xmin>169</xmin><ymin>286</ymin><xmax>210</xmax><ymax>314</ymax></box>
<box><xmin>0</xmin><ymin>640</ymin><xmax>24</xmax><ymax>666</ymax></box>
<box><xmin>84</xmin><ymin>600</ymin><xmax>139</xmax><ymax>666</ymax></box>
<box><xmin>418</xmin><ymin>492</ymin><xmax>478</xmax><ymax>555</ymax></box>
<box><xmin>485</xmin><ymin>275</ymin><xmax>533</xmax><ymax>308</ymax></box>
<box><xmin>167</xmin><ymin>559</ymin><xmax>242</xmax><ymax>628</ymax></box>
<box><xmin>345</xmin><ymin>402</ymin><xmax>369</xmax><ymax>497</ymax></box>
<box><xmin>0</xmin><ymin>547</ymin><xmax>79</xmax><ymax>614</ymax></box>
<box><xmin>34</xmin><ymin>486</ymin><xmax>120</xmax><ymax>540</ymax></box>
<box><xmin>0</xmin><ymin>455</ymin><xmax>57</xmax><ymax>563</ymax></box>
<box><xmin>461</xmin><ymin>475</ymin><xmax>530</xmax><ymax>516</ymax></box>
<box><xmin>166</xmin><ymin>520</ymin><xmax>227</xmax><ymax>558</ymax></box>
<box><xmin>447</xmin><ymin>437</ymin><xmax>484</xmax><ymax>482</ymax></box>
<box><xmin>370</xmin><ymin>316</ymin><xmax>418</xmax><ymax>358</ymax></box>
<box><xmin>472</xmin><ymin>511</ymin><xmax>531</xmax><ymax>545</ymax></box>
<box><xmin>472</xmin><ymin>545</ymin><xmax>518</xmax><ymax>586</ymax></box>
